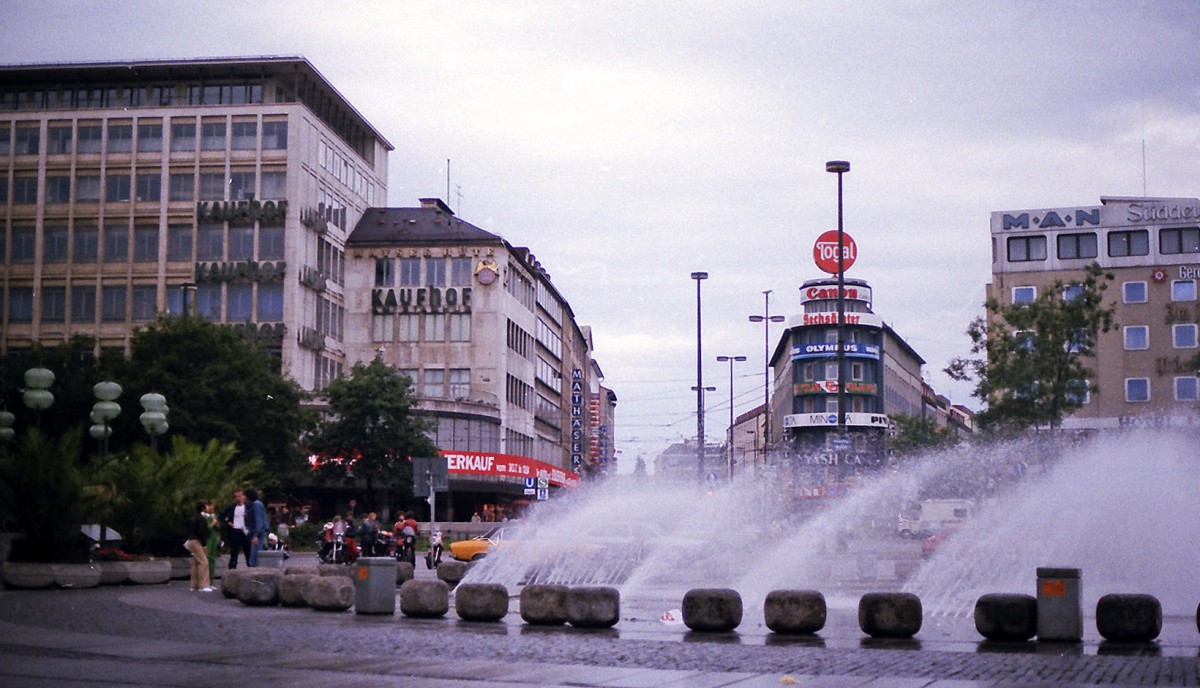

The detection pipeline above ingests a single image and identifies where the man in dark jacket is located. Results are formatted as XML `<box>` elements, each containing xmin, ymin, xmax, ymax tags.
<box><xmin>220</xmin><ymin>489</ymin><xmax>249</xmax><ymax>569</ymax></box>
<box><xmin>244</xmin><ymin>488</ymin><xmax>270</xmax><ymax>567</ymax></box>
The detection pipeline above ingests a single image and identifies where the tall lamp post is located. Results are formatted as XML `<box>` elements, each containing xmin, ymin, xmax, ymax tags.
<box><xmin>748</xmin><ymin>290</ymin><xmax>785</xmax><ymax>458</ymax></box>
<box><xmin>139</xmin><ymin>392</ymin><xmax>169</xmax><ymax>452</ymax></box>
<box><xmin>716</xmin><ymin>355</ymin><xmax>746</xmax><ymax>479</ymax></box>
<box><xmin>825</xmin><ymin>160</ymin><xmax>850</xmax><ymax>431</ymax></box>
<box><xmin>691</xmin><ymin>271</ymin><xmax>709</xmax><ymax>483</ymax></box>
<box><xmin>22</xmin><ymin>367</ymin><xmax>55</xmax><ymax>430</ymax></box>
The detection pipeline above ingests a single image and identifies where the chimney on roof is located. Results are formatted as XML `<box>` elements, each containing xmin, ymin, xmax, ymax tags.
<box><xmin>419</xmin><ymin>198</ymin><xmax>454</xmax><ymax>215</ymax></box>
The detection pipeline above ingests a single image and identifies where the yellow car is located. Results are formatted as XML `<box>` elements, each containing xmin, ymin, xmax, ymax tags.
<box><xmin>449</xmin><ymin>526</ymin><xmax>507</xmax><ymax>561</ymax></box>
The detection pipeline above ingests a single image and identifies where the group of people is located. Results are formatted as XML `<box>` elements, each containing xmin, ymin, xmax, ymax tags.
<box><xmin>182</xmin><ymin>488</ymin><xmax>273</xmax><ymax>592</ymax></box>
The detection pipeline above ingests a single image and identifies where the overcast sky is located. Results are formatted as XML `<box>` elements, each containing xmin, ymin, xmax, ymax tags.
<box><xmin>5</xmin><ymin>1</ymin><xmax>1199</xmax><ymax>470</ymax></box>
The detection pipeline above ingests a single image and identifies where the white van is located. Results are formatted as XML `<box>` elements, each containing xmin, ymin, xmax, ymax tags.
<box><xmin>897</xmin><ymin>499</ymin><xmax>975</xmax><ymax>538</ymax></box>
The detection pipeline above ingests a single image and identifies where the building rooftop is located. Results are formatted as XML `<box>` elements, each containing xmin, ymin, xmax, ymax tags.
<box><xmin>347</xmin><ymin>199</ymin><xmax>505</xmax><ymax>247</ymax></box>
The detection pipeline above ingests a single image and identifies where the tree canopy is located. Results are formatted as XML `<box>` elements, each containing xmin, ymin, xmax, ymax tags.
<box><xmin>887</xmin><ymin>413</ymin><xmax>960</xmax><ymax>459</ymax></box>
<box><xmin>306</xmin><ymin>358</ymin><xmax>440</xmax><ymax>494</ymax></box>
<box><xmin>946</xmin><ymin>262</ymin><xmax>1115</xmax><ymax>431</ymax></box>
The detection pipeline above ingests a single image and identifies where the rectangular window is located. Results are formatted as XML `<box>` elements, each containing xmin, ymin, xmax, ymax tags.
<box><xmin>75</xmin><ymin>175</ymin><xmax>100</xmax><ymax>202</ymax></box>
<box><xmin>450</xmin><ymin>257</ymin><xmax>472</xmax><ymax>286</ymax></box>
<box><xmin>850</xmin><ymin>361</ymin><xmax>865</xmax><ymax>381</ymax></box>
<box><xmin>167</xmin><ymin>224</ymin><xmax>193</xmax><ymax>261</ymax></box>
<box><xmin>448</xmin><ymin>368</ymin><xmax>470</xmax><ymax>398</ymax></box>
<box><xmin>257</xmin><ymin>283</ymin><xmax>283</xmax><ymax>320</ymax></box>
<box><xmin>426</xmin><ymin>259</ymin><xmax>447</xmax><ymax>285</ymax></box>
<box><xmin>262</xmin><ymin>120</ymin><xmax>287</xmax><ymax>149</ymax></box>
<box><xmin>41</xmin><ymin>287</ymin><xmax>66</xmax><ymax>323</ymax></box>
<box><xmin>45</xmin><ymin>175</ymin><xmax>71</xmax><ymax>203</ymax></box>
<box><xmin>1012</xmin><ymin>286</ymin><xmax>1036</xmax><ymax>304</ymax></box>
<box><xmin>103</xmin><ymin>224</ymin><xmax>128</xmax><ymax>262</ymax></box>
<box><xmin>14</xmin><ymin>126</ymin><xmax>39</xmax><ymax>155</ymax></box>
<box><xmin>77</xmin><ymin>125</ymin><xmax>102</xmax><ymax>153</ymax></box>
<box><xmin>170</xmin><ymin>121</ymin><xmax>196</xmax><ymax>151</ymax></box>
<box><xmin>1125</xmin><ymin>378</ymin><xmax>1150</xmax><ymax>403</ymax></box>
<box><xmin>397</xmin><ymin>314</ymin><xmax>420</xmax><ymax>341</ymax></box>
<box><xmin>1123</xmin><ymin>325</ymin><xmax>1149</xmax><ymax>351</ymax></box>
<box><xmin>1173</xmin><ymin>324</ymin><xmax>1198</xmax><ymax>349</ymax></box>
<box><xmin>1056</xmin><ymin>232</ymin><xmax>1097</xmax><ymax>259</ymax></box>
<box><xmin>133</xmin><ymin>225</ymin><xmax>158</xmax><ymax>262</ymax></box>
<box><xmin>135</xmin><ymin>173</ymin><xmax>161</xmax><ymax>202</ymax></box>
<box><xmin>423</xmin><ymin>368</ymin><xmax>445</xmax><ymax>398</ymax></box>
<box><xmin>1108</xmin><ymin>230</ymin><xmax>1149</xmax><ymax>257</ymax></box>
<box><xmin>1160</xmin><ymin>226</ymin><xmax>1200</xmax><ymax>255</ymax></box>
<box><xmin>1175</xmin><ymin>377</ymin><xmax>1199</xmax><ymax>401</ymax></box>
<box><xmin>137</xmin><ymin>122</ymin><xmax>162</xmax><ymax>152</ymax></box>
<box><xmin>201</xmin><ymin>120</ymin><xmax>226</xmax><ymax>151</ymax></box>
<box><xmin>74</xmin><ymin>225</ymin><xmax>98</xmax><ymax>263</ymax></box>
<box><xmin>399</xmin><ymin>257</ymin><xmax>421</xmax><ymax>286</ymax></box>
<box><xmin>372</xmin><ymin>314</ymin><xmax>394</xmax><ymax>342</ymax></box>
<box><xmin>448</xmin><ymin>313</ymin><xmax>471</xmax><ymax>342</ymax></box>
<box><xmin>131</xmin><ymin>285</ymin><xmax>157</xmax><ymax>321</ymax></box>
<box><xmin>1065</xmin><ymin>379</ymin><xmax>1090</xmax><ymax>406</ymax></box>
<box><xmin>105</xmin><ymin>173</ymin><xmax>131</xmax><ymax>203</ymax></box>
<box><xmin>169</xmin><ymin>172</ymin><xmax>193</xmax><ymax>201</ymax></box>
<box><xmin>12</xmin><ymin>176</ymin><xmax>38</xmax><ymax>204</ymax></box>
<box><xmin>106</xmin><ymin>123</ymin><xmax>132</xmax><ymax>153</ymax></box>
<box><xmin>47</xmin><ymin>125</ymin><xmax>72</xmax><ymax>154</ymax></box>
<box><xmin>101</xmin><ymin>285</ymin><xmax>126</xmax><ymax>322</ymax></box>
<box><xmin>226</xmin><ymin>283</ymin><xmax>252</xmax><ymax>321</ymax></box>
<box><xmin>196</xmin><ymin>284</ymin><xmax>221</xmax><ymax>321</ymax></box>
<box><xmin>1007</xmin><ymin>235</ymin><xmax>1047</xmax><ymax>262</ymax></box>
<box><xmin>71</xmin><ymin>286</ymin><xmax>95</xmax><ymax>323</ymax></box>
<box><xmin>1063</xmin><ymin>284</ymin><xmax>1084</xmax><ymax>302</ymax></box>
<box><xmin>1172</xmin><ymin>280</ymin><xmax>1197</xmax><ymax>302</ymax></box>
<box><xmin>11</xmin><ymin>226</ymin><xmax>35</xmax><ymax>263</ymax></box>
<box><xmin>1122</xmin><ymin>281</ymin><xmax>1147</xmax><ymax>304</ymax></box>
<box><xmin>197</xmin><ymin>223</ymin><xmax>224</xmax><ymax>260</ymax></box>
<box><xmin>258</xmin><ymin>226</ymin><xmax>284</xmax><ymax>260</ymax></box>
<box><xmin>228</xmin><ymin>226</ymin><xmax>254</xmax><ymax>260</ymax></box>
<box><xmin>0</xmin><ymin>126</ymin><xmax>8</xmax><ymax>155</ymax></box>
<box><xmin>260</xmin><ymin>171</ymin><xmax>286</xmax><ymax>199</ymax></box>
<box><xmin>199</xmin><ymin>172</ymin><xmax>224</xmax><ymax>200</ymax></box>
<box><xmin>44</xmin><ymin>226</ymin><xmax>69</xmax><ymax>263</ymax></box>
<box><xmin>228</xmin><ymin>171</ymin><xmax>255</xmax><ymax>200</ymax></box>
<box><xmin>8</xmin><ymin>287</ymin><xmax>34</xmax><ymax>322</ymax></box>
<box><xmin>374</xmin><ymin>258</ymin><xmax>394</xmax><ymax>287</ymax></box>
<box><xmin>231</xmin><ymin>121</ymin><xmax>257</xmax><ymax>150</ymax></box>
<box><xmin>424</xmin><ymin>314</ymin><xmax>445</xmax><ymax>342</ymax></box>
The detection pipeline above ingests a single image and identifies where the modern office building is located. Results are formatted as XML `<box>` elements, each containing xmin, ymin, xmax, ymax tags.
<box><xmin>0</xmin><ymin>58</ymin><xmax>611</xmax><ymax>516</ymax></box>
<box><xmin>990</xmin><ymin>196</ymin><xmax>1200</xmax><ymax>430</ymax></box>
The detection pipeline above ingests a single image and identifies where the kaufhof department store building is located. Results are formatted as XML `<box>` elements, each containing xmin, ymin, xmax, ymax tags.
<box><xmin>0</xmin><ymin>57</ymin><xmax>610</xmax><ymax>514</ymax></box>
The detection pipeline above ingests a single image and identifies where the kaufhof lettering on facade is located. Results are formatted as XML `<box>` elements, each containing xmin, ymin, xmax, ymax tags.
<box><xmin>196</xmin><ymin>200</ymin><xmax>288</xmax><ymax>224</ymax></box>
<box><xmin>792</xmin><ymin>342</ymin><xmax>881</xmax><ymax>360</ymax></box>
<box><xmin>196</xmin><ymin>260</ymin><xmax>287</xmax><ymax>283</ymax></box>
<box><xmin>782</xmin><ymin>412</ymin><xmax>890</xmax><ymax>429</ymax></box>
<box><xmin>371</xmin><ymin>286</ymin><xmax>472</xmax><ymax>314</ymax></box>
<box><xmin>440</xmin><ymin>450</ymin><xmax>581</xmax><ymax>488</ymax></box>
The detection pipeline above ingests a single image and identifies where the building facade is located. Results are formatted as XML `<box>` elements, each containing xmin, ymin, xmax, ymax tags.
<box><xmin>990</xmin><ymin>196</ymin><xmax>1200</xmax><ymax>430</ymax></box>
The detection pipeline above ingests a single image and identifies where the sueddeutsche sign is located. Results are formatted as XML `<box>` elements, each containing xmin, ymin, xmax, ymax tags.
<box><xmin>196</xmin><ymin>200</ymin><xmax>288</xmax><ymax>224</ymax></box>
<box><xmin>371</xmin><ymin>287</ymin><xmax>472</xmax><ymax>315</ymax></box>
<box><xmin>196</xmin><ymin>261</ymin><xmax>286</xmax><ymax>283</ymax></box>
<box><xmin>1127</xmin><ymin>202</ymin><xmax>1200</xmax><ymax>224</ymax></box>
<box><xmin>792</xmin><ymin>342</ymin><xmax>880</xmax><ymax>359</ymax></box>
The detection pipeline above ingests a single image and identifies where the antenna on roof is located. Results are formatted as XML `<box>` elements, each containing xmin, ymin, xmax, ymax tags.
<box><xmin>1141</xmin><ymin>95</ymin><xmax>1147</xmax><ymax>196</ymax></box>
<box><xmin>446</xmin><ymin>158</ymin><xmax>451</xmax><ymax>211</ymax></box>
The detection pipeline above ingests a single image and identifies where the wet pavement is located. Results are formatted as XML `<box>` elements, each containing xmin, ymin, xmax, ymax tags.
<box><xmin>1</xmin><ymin>553</ymin><xmax>1199</xmax><ymax>687</ymax></box>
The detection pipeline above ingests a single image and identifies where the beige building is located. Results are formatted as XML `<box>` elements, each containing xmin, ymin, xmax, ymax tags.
<box><xmin>990</xmin><ymin>196</ymin><xmax>1200</xmax><ymax>429</ymax></box>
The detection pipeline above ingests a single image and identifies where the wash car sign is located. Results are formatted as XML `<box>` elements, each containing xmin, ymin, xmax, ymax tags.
<box><xmin>440</xmin><ymin>450</ymin><xmax>581</xmax><ymax>488</ymax></box>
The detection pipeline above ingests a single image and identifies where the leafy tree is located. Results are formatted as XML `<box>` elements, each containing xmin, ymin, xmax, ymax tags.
<box><xmin>946</xmin><ymin>262</ymin><xmax>1115</xmax><ymax>431</ymax></box>
<box><xmin>306</xmin><ymin>358</ymin><xmax>439</xmax><ymax>496</ymax></box>
<box><xmin>112</xmin><ymin>316</ymin><xmax>313</xmax><ymax>481</ymax></box>
<box><xmin>887</xmin><ymin>413</ymin><xmax>959</xmax><ymax>459</ymax></box>
<box><xmin>0</xmin><ymin>429</ymin><xmax>88</xmax><ymax>562</ymax></box>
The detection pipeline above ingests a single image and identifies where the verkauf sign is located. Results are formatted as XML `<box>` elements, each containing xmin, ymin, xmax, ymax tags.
<box><xmin>439</xmin><ymin>450</ymin><xmax>581</xmax><ymax>488</ymax></box>
<box><xmin>813</xmin><ymin>230</ymin><xmax>857</xmax><ymax>274</ymax></box>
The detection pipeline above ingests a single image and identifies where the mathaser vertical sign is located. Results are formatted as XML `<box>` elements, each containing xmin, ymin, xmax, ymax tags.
<box><xmin>570</xmin><ymin>369</ymin><xmax>584</xmax><ymax>470</ymax></box>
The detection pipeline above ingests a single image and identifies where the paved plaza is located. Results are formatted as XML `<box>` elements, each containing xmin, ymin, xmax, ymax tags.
<box><xmin>1</xmin><ymin>555</ymin><xmax>1198</xmax><ymax>687</ymax></box>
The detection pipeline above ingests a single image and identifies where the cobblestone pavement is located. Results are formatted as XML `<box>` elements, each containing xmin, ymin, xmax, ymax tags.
<box><xmin>1</xmin><ymin>557</ymin><xmax>1198</xmax><ymax>687</ymax></box>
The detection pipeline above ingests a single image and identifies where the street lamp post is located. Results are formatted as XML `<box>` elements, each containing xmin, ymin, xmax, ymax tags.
<box><xmin>89</xmin><ymin>381</ymin><xmax>122</xmax><ymax>460</ymax></box>
<box><xmin>716</xmin><ymin>355</ymin><xmax>746</xmax><ymax>479</ymax></box>
<box><xmin>825</xmin><ymin>160</ymin><xmax>850</xmax><ymax>431</ymax></box>
<box><xmin>22</xmin><ymin>367</ymin><xmax>55</xmax><ymax>431</ymax></box>
<box><xmin>748</xmin><ymin>290</ymin><xmax>785</xmax><ymax>458</ymax></box>
<box><xmin>691</xmin><ymin>271</ymin><xmax>709</xmax><ymax>483</ymax></box>
<box><xmin>139</xmin><ymin>392</ymin><xmax>169</xmax><ymax>453</ymax></box>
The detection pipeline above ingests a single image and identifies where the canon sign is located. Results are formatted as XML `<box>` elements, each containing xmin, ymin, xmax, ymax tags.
<box><xmin>800</xmin><ymin>285</ymin><xmax>872</xmax><ymax>305</ymax></box>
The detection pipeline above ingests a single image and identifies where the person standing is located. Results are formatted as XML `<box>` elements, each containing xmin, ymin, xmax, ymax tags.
<box><xmin>185</xmin><ymin>502</ymin><xmax>214</xmax><ymax>592</ymax></box>
<box><xmin>245</xmin><ymin>488</ymin><xmax>269</xmax><ymax>567</ymax></box>
<box><xmin>202</xmin><ymin>501</ymin><xmax>220</xmax><ymax>584</ymax></box>
<box><xmin>220</xmin><ymin>489</ymin><xmax>249</xmax><ymax>569</ymax></box>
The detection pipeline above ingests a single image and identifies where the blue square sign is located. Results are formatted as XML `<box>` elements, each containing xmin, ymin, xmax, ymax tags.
<box><xmin>524</xmin><ymin>477</ymin><xmax>536</xmax><ymax>490</ymax></box>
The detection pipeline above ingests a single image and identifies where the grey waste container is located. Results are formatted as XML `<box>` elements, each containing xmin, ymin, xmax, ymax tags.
<box><xmin>1036</xmin><ymin>567</ymin><xmax>1081</xmax><ymax>641</ymax></box>
<box><xmin>257</xmin><ymin>550</ymin><xmax>285</xmax><ymax>570</ymax></box>
<box><xmin>355</xmin><ymin>557</ymin><xmax>397</xmax><ymax>614</ymax></box>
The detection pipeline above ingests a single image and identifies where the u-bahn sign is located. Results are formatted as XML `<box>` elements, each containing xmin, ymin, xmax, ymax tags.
<box><xmin>814</xmin><ymin>230</ymin><xmax>857</xmax><ymax>274</ymax></box>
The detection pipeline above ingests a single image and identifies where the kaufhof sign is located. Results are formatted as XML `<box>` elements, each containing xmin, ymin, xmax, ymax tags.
<box><xmin>440</xmin><ymin>450</ymin><xmax>581</xmax><ymax>489</ymax></box>
<box><xmin>783</xmin><ymin>412</ymin><xmax>889</xmax><ymax>429</ymax></box>
<box><xmin>792</xmin><ymin>342</ymin><xmax>880</xmax><ymax>360</ymax></box>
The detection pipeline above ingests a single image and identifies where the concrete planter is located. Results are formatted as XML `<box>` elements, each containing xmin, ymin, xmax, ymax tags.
<box><xmin>1</xmin><ymin>562</ymin><xmax>57</xmax><ymax>589</ymax></box>
<box><xmin>53</xmin><ymin>563</ymin><xmax>102</xmax><ymax>589</ymax></box>
<box><xmin>169</xmin><ymin>557</ymin><xmax>191</xmax><ymax>580</ymax></box>
<box><xmin>95</xmin><ymin>561</ymin><xmax>132</xmax><ymax>585</ymax></box>
<box><xmin>126</xmin><ymin>560</ymin><xmax>172</xmax><ymax>585</ymax></box>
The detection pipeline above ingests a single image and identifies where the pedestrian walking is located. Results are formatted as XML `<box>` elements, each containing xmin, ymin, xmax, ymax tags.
<box><xmin>245</xmin><ymin>488</ymin><xmax>269</xmax><ymax>567</ymax></box>
<box><xmin>185</xmin><ymin>502</ymin><xmax>214</xmax><ymax>592</ymax></box>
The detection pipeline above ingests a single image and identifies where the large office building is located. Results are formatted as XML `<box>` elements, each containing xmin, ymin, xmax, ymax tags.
<box><xmin>990</xmin><ymin>196</ymin><xmax>1200</xmax><ymax>430</ymax></box>
<box><xmin>0</xmin><ymin>57</ymin><xmax>611</xmax><ymax>516</ymax></box>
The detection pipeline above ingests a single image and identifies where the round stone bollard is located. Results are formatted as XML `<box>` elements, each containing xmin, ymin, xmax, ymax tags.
<box><xmin>284</xmin><ymin>565</ymin><xmax>320</xmax><ymax>577</ymax></box>
<box><xmin>974</xmin><ymin>593</ymin><xmax>1037</xmax><ymax>641</ymax></box>
<box><xmin>237</xmin><ymin>570</ymin><xmax>282</xmax><ymax>606</ymax></box>
<box><xmin>306</xmin><ymin>576</ymin><xmax>354</xmax><ymax>611</ymax></box>
<box><xmin>278</xmin><ymin>574</ymin><xmax>314</xmax><ymax>607</ymax></box>
<box><xmin>436</xmin><ymin>560</ymin><xmax>470</xmax><ymax>587</ymax></box>
<box><xmin>1096</xmin><ymin>594</ymin><xmax>1162</xmax><ymax>642</ymax></box>
<box><xmin>220</xmin><ymin>569</ymin><xmax>247</xmax><ymax>598</ymax></box>
<box><xmin>396</xmin><ymin>561</ymin><xmax>415</xmax><ymax>585</ymax></box>
<box><xmin>400</xmin><ymin>579</ymin><xmax>450</xmax><ymax>618</ymax></box>
<box><xmin>455</xmin><ymin>583</ymin><xmax>510</xmax><ymax>622</ymax></box>
<box><xmin>859</xmin><ymin>592</ymin><xmax>922</xmax><ymax>638</ymax></box>
<box><xmin>520</xmin><ymin>584</ymin><xmax>569</xmax><ymax>626</ymax></box>
<box><xmin>566</xmin><ymin>586</ymin><xmax>621</xmax><ymax>629</ymax></box>
<box><xmin>317</xmin><ymin>563</ymin><xmax>354</xmax><ymax>578</ymax></box>
<box><xmin>682</xmin><ymin>588</ymin><xmax>743</xmax><ymax>633</ymax></box>
<box><xmin>764</xmin><ymin>590</ymin><xmax>826</xmax><ymax>635</ymax></box>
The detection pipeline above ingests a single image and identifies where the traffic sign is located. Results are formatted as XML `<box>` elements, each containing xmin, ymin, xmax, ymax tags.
<box><xmin>524</xmin><ymin>478</ymin><xmax>536</xmax><ymax>490</ymax></box>
<box><xmin>830</xmin><ymin>434</ymin><xmax>853</xmax><ymax>452</ymax></box>
<box><xmin>813</xmin><ymin>230</ymin><xmax>857</xmax><ymax>274</ymax></box>
<box><xmin>536</xmin><ymin>488</ymin><xmax>549</xmax><ymax>501</ymax></box>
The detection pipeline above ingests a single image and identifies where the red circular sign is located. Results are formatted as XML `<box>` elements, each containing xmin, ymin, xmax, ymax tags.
<box><xmin>813</xmin><ymin>230</ymin><xmax>857</xmax><ymax>274</ymax></box>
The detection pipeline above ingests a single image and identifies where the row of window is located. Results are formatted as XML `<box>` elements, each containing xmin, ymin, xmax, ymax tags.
<box><xmin>317</xmin><ymin>139</ymin><xmax>374</xmax><ymax>203</ymax></box>
<box><xmin>2</xmin><ymin>282</ymin><xmax>283</xmax><ymax>325</ymax></box>
<box><xmin>1007</xmin><ymin>227</ymin><xmax>1200</xmax><ymax>262</ymax></box>
<box><xmin>1</xmin><ymin>222</ymin><xmax>285</xmax><ymax>265</ymax></box>
<box><xmin>1122</xmin><ymin>324</ymin><xmax>1198</xmax><ymax>350</ymax></box>
<box><xmin>0</xmin><ymin>82</ymin><xmax>266</xmax><ymax>112</ymax></box>
<box><xmin>0</xmin><ymin>117</ymin><xmax>286</xmax><ymax>156</ymax></box>
<box><xmin>374</xmin><ymin>256</ymin><xmax>473</xmax><ymax>288</ymax></box>
<box><xmin>798</xmin><ymin>360</ymin><xmax>871</xmax><ymax>382</ymax></box>
<box><xmin>1012</xmin><ymin>280</ymin><xmax>1197</xmax><ymax>305</ymax></box>
<box><xmin>370</xmin><ymin>313</ymin><xmax>471</xmax><ymax>343</ymax></box>
<box><xmin>1125</xmin><ymin>377</ymin><xmax>1199</xmax><ymax>402</ymax></box>
<box><xmin>3</xmin><ymin>168</ymin><xmax>286</xmax><ymax>205</ymax></box>
<box><xmin>396</xmin><ymin>368</ymin><xmax>472</xmax><ymax>400</ymax></box>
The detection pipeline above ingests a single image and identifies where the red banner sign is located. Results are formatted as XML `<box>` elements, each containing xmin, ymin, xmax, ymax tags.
<box><xmin>439</xmin><ymin>450</ymin><xmax>581</xmax><ymax>488</ymax></box>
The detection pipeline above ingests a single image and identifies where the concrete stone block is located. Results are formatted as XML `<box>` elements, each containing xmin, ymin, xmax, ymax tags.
<box><xmin>220</xmin><ymin>569</ymin><xmax>245</xmax><ymax>598</ymax></box>
<box><xmin>520</xmin><ymin>584</ymin><xmax>569</xmax><ymax>626</ymax></box>
<box><xmin>284</xmin><ymin>565</ymin><xmax>319</xmax><ymax>577</ymax></box>
<box><xmin>278</xmin><ymin>574</ymin><xmax>314</xmax><ymax>607</ymax></box>
<box><xmin>52</xmin><ymin>563</ymin><xmax>101</xmax><ymax>589</ymax></box>
<box><xmin>974</xmin><ymin>593</ymin><xmax>1037</xmax><ymax>641</ymax></box>
<box><xmin>317</xmin><ymin>563</ymin><xmax>354</xmax><ymax>578</ymax></box>
<box><xmin>859</xmin><ymin>592</ymin><xmax>922</xmax><ymax>638</ymax></box>
<box><xmin>399</xmin><ymin>579</ymin><xmax>450</xmax><ymax>618</ymax></box>
<box><xmin>764</xmin><ymin>589</ymin><xmax>826</xmax><ymax>635</ymax></box>
<box><xmin>1096</xmin><ymin>594</ymin><xmax>1161</xmax><ymax>642</ymax></box>
<box><xmin>1</xmin><ymin>562</ymin><xmax>57</xmax><ymax>589</ymax></box>
<box><xmin>396</xmin><ymin>561</ymin><xmax>415</xmax><ymax>585</ymax></box>
<box><xmin>455</xmin><ymin>583</ymin><xmax>509</xmax><ymax>622</ymax></box>
<box><xmin>566</xmin><ymin>586</ymin><xmax>620</xmax><ymax>628</ymax></box>
<box><xmin>306</xmin><ymin>576</ymin><xmax>354</xmax><ymax>611</ymax></box>
<box><xmin>436</xmin><ymin>560</ymin><xmax>470</xmax><ymax>587</ymax></box>
<box><xmin>682</xmin><ymin>588</ymin><xmax>743</xmax><ymax>632</ymax></box>
<box><xmin>236</xmin><ymin>570</ymin><xmax>281</xmax><ymax>606</ymax></box>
